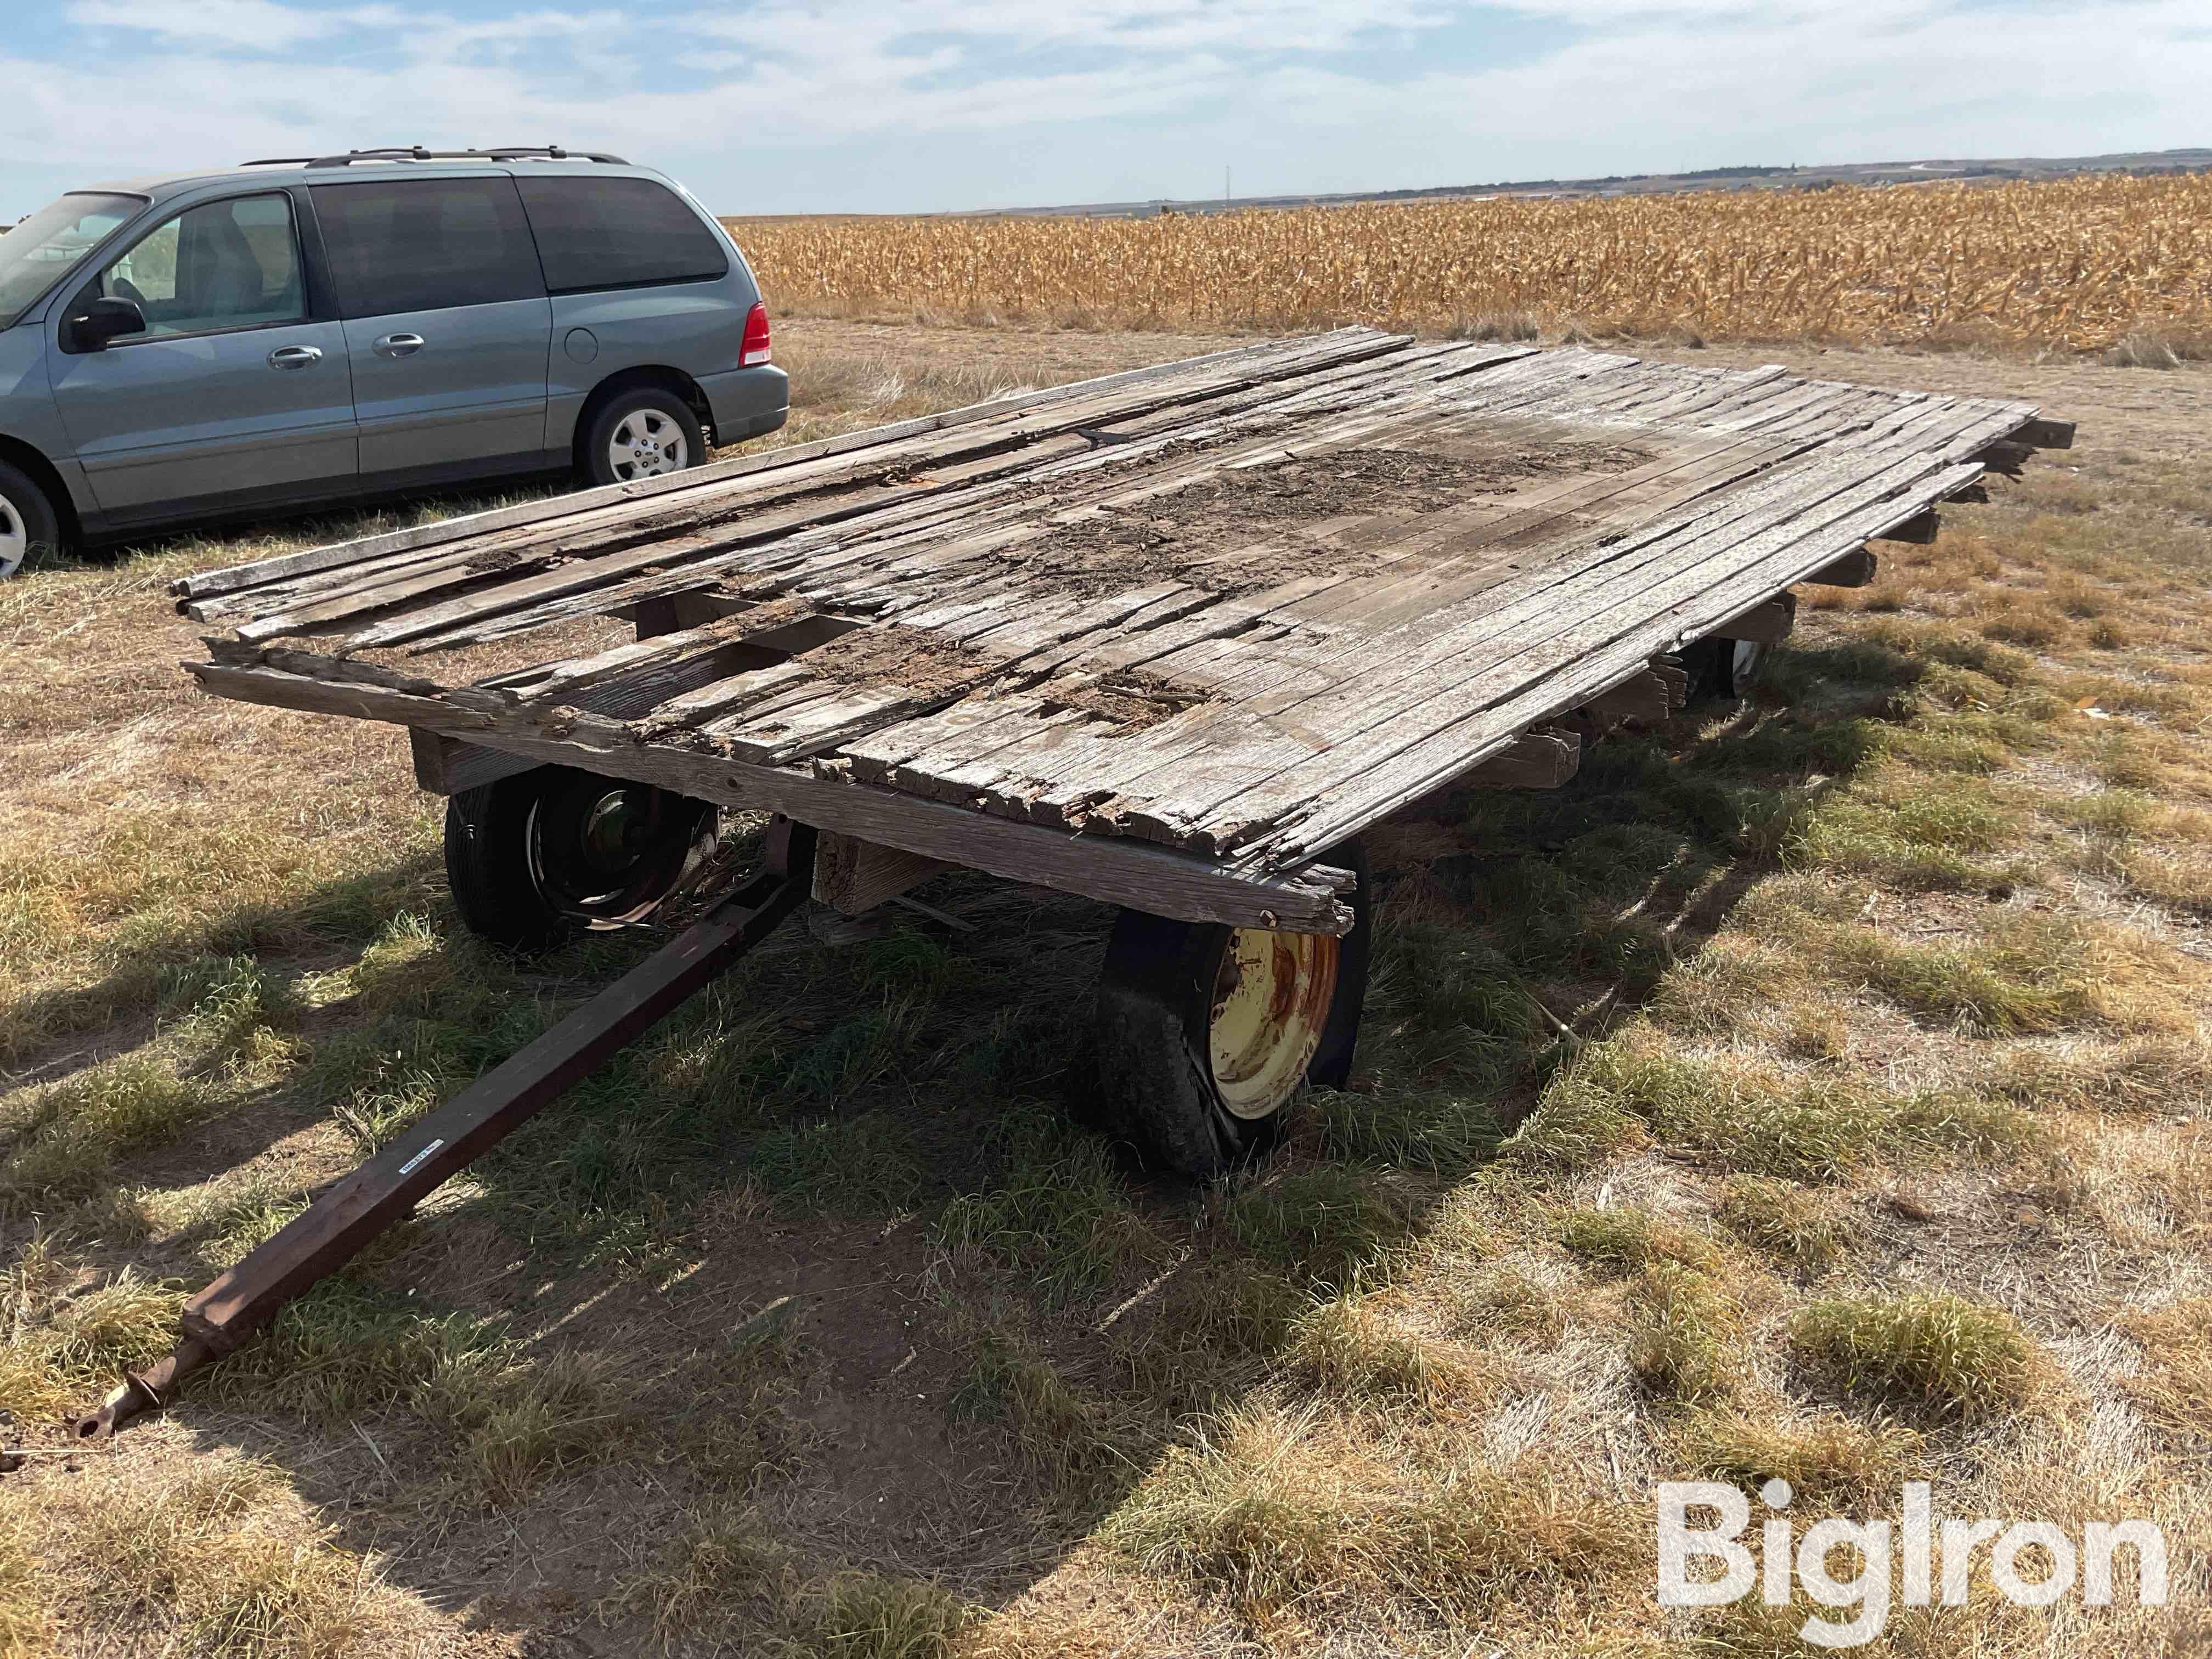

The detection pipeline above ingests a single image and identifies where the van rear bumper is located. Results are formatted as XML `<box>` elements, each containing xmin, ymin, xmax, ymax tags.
<box><xmin>698</xmin><ymin>364</ymin><xmax>789</xmax><ymax>446</ymax></box>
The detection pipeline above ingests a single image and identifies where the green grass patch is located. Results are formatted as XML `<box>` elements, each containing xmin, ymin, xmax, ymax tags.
<box><xmin>806</xmin><ymin>1571</ymin><xmax>966</xmax><ymax>1659</ymax></box>
<box><xmin>217</xmin><ymin>1282</ymin><xmax>634</xmax><ymax>1505</ymax></box>
<box><xmin>1144</xmin><ymin>1257</ymin><xmax>1310</xmax><ymax>1361</ymax></box>
<box><xmin>1226</xmin><ymin>1169</ymin><xmax>1415</xmax><ymax>1293</ymax></box>
<box><xmin>1497</xmin><ymin>1070</ymin><xmax>1640</xmax><ymax>1171</ymax></box>
<box><xmin>1714</xmin><ymin>1175</ymin><xmax>1857</xmax><ymax>1272</ymax></box>
<box><xmin>1790</xmin><ymin>1292</ymin><xmax>2050</xmax><ymax>1420</ymax></box>
<box><xmin>1457</xmin><ymin>1267</ymin><xmax>1569</xmax><ymax>1345</ymax></box>
<box><xmin>1836</xmin><ymin>912</ymin><xmax>2193</xmax><ymax>1035</ymax></box>
<box><xmin>452</xmin><ymin>1349</ymin><xmax>626</xmax><ymax>1507</ymax></box>
<box><xmin>1284</xmin><ymin>1295</ymin><xmax>1460</xmax><ymax>1401</ymax></box>
<box><xmin>0</xmin><ymin>1507</ymin><xmax>53</xmax><ymax>1659</ymax></box>
<box><xmin>62</xmin><ymin>1453</ymin><xmax>393</xmax><ymax>1654</ymax></box>
<box><xmin>212</xmin><ymin>1280</ymin><xmax>514</xmax><ymax>1426</ymax></box>
<box><xmin>1667</xmin><ymin>1406</ymin><xmax>1923</xmax><ymax>1506</ymax></box>
<box><xmin>950</xmin><ymin>1330</ymin><xmax>1125</xmax><ymax>1491</ymax></box>
<box><xmin>0</xmin><ymin>1263</ymin><xmax>182</xmax><ymax>1423</ymax></box>
<box><xmin>156</xmin><ymin>953</ymin><xmax>303</xmax><ymax>1063</ymax></box>
<box><xmin>1511</xmin><ymin>1031</ymin><xmax>2032</xmax><ymax>1182</ymax></box>
<box><xmin>1105</xmin><ymin>1406</ymin><xmax>1638</xmax><ymax>1624</ymax></box>
<box><xmin>1628</xmin><ymin>1263</ymin><xmax>1741</xmax><ymax>1406</ymax></box>
<box><xmin>934</xmin><ymin>1107</ymin><xmax>1153</xmax><ymax>1301</ymax></box>
<box><xmin>1551</xmin><ymin>1205</ymin><xmax>1723</xmax><ymax>1274</ymax></box>
<box><xmin>1311</xmin><ymin>1083</ymin><xmax>1507</xmax><ymax>1172</ymax></box>
<box><xmin>0</xmin><ymin>1056</ymin><xmax>225</xmax><ymax>1207</ymax></box>
<box><xmin>613</xmin><ymin>1503</ymin><xmax>795</xmax><ymax>1646</ymax></box>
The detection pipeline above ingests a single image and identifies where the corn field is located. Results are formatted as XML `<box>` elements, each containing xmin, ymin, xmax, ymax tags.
<box><xmin>727</xmin><ymin>173</ymin><xmax>2212</xmax><ymax>353</ymax></box>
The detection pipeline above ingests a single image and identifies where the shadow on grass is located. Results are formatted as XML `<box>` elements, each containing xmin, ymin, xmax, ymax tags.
<box><xmin>1</xmin><ymin>853</ymin><xmax>449</xmax><ymax>1085</ymax></box>
<box><xmin>40</xmin><ymin>634</ymin><xmax>1921</xmax><ymax>1646</ymax></box>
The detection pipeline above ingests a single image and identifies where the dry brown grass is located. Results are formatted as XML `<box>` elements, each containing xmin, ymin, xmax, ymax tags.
<box><xmin>1102</xmin><ymin>1403</ymin><xmax>1642</xmax><ymax>1636</ymax></box>
<box><xmin>31</xmin><ymin>1453</ymin><xmax>442</xmax><ymax>1656</ymax></box>
<box><xmin>730</xmin><ymin>174</ymin><xmax>2212</xmax><ymax>352</ymax></box>
<box><xmin>0</xmin><ymin>1508</ymin><xmax>53</xmax><ymax>1659</ymax></box>
<box><xmin>3</xmin><ymin>329</ymin><xmax>2210</xmax><ymax>1657</ymax></box>
<box><xmin>2119</xmin><ymin>1299</ymin><xmax>2212</xmax><ymax>1443</ymax></box>
<box><xmin>1666</xmin><ymin>1407</ymin><xmax>1925</xmax><ymax>1509</ymax></box>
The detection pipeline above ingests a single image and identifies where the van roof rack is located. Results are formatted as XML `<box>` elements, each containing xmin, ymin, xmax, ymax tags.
<box><xmin>241</xmin><ymin>145</ymin><xmax>630</xmax><ymax>168</ymax></box>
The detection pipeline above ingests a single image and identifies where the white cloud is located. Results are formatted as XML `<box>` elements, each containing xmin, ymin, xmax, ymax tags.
<box><xmin>8</xmin><ymin>1</ymin><xmax>2210</xmax><ymax>212</ymax></box>
<box><xmin>65</xmin><ymin>0</ymin><xmax>393</xmax><ymax>50</ymax></box>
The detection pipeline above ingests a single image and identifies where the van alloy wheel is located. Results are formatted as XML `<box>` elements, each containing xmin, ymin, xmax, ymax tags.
<box><xmin>607</xmin><ymin>409</ymin><xmax>688</xmax><ymax>480</ymax></box>
<box><xmin>0</xmin><ymin>492</ymin><xmax>25</xmax><ymax>579</ymax></box>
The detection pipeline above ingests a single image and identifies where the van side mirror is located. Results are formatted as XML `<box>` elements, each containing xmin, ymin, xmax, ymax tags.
<box><xmin>67</xmin><ymin>296</ymin><xmax>146</xmax><ymax>352</ymax></box>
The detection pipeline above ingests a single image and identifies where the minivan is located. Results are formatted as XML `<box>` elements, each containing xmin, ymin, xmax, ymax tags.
<box><xmin>0</xmin><ymin>145</ymin><xmax>789</xmax><ymax>577</ymax></box>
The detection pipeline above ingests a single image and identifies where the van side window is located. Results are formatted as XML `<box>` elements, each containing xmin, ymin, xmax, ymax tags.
<box><xmin>312</xmin><ymin>178</ymin><xmax>544</xmax><ymax>317</ymax></box>
<box><xmin>515</xmin><ymin>177</ymin><xmax>729</xmax><ymax>294</ymax></box>
<box><xmin>94</xmin><ymin>192</ymin><xmax>305</xmax><ymax>340</ymax></box>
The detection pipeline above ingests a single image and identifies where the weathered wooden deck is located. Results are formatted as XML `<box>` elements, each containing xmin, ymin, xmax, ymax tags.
<box><xmin>179</xmin><ymin>328</ymin><xmax>2068</xmax><ymax>933</ymax></box>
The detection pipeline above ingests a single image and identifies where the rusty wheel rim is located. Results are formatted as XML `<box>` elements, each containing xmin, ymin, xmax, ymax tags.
<box><xmin>1208</xmin><ymin>927</ymin><xmax>1339</xmax><ymax>1120</ymax></box>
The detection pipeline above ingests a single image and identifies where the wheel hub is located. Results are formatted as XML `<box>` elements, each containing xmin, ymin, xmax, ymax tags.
<box><xmin>580</xmin><ymin>791</ymin><xmax>647</xmax><ymax>872</ymax></box>
<box><xmin>1208</xmin><ymin>926</ymin><xmax>1339</xmax><ymax>1120</ymax></box>
<box><xmin>528</xmin><ymin>780</ymin><xmax>708</xmax><ymax>923</ymax></box>
<box><xmin>0</xmin><ymin>493</ymin><xmax>25</xmax><ymax>580</ymax></box>
<box><xmin>609</xmin><ymin>412</ymin><xmax>686</xmax><ymax>481</ymax></box>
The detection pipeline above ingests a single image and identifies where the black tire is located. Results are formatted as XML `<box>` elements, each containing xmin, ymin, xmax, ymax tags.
<box><xmin>443</xmin><ymin>766</ymin><xmax>717</xmax><ymax>952</ymax></box>
<box><xmin>1081</xmin><ymin>838</ymin><xmax>1373</xmax><ymax>1180</ymax></box>
<box><xmin>0</xmin><ymin>459</ymin><xmax>64</xmax><ymax>580</ymax></box>
<box><xmin>1306</xmin><ymin>838</ymin><xmax>1373</xmax><ymax>1089</ymax></box>
<box><xmin>579</xmin><ymin>388</ymin><xmax>707</xmax><ymax>488</ymax></box>
<box><xmin>1683</xmin><ymin>635</ymin><xmax>1770</xmax><ymax>702</ymax></box>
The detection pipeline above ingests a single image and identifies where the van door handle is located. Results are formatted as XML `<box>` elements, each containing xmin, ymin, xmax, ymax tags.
<box><xmin>374</xmin><ymin>333</ymin><xmax>425</xmax><ymax>358</ymax></box>
<box><xmin>268</xmin><ymin>345</ymin><xmax>323</xmax><ymax>370</ymax></box>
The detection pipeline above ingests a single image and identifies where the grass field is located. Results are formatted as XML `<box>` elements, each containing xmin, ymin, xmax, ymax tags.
<box><xmin>3</xmin><ymin>324</ymin><xmax>2210</xmax><ymax>1656</ymax></box>
<box><xmin>727</xmin><ymin>174</ymin><xmax>2212</xmax><ymax>357</ymax></box>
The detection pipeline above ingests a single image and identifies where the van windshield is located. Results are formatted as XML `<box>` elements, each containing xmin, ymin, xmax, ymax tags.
<box><xmin>0</xmin><ymin>192</ymin><xmax>143</xmax><ymax>328</ymax></box>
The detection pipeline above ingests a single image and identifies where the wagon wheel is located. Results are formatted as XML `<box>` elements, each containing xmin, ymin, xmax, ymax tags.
<box><xmin>443</xmin><ymin>765</ymin><xmax>718</xmax><ymax>952</ymax></box>
<box><xmin>1683</xmin><ymin>635</ymin><xmax>1770</xmax><ymax>702</ymax></box>
<box><xmin>1081</xmin><ymin>839</ymin><xmax>1372</xmax><ymax>1179</ymax></box>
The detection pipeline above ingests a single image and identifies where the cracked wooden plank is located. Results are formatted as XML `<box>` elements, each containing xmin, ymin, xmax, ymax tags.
<box><xmin>180</xmin><ymin>338</ymin><xmax>2066</xmax><ymax>896</ymax></box>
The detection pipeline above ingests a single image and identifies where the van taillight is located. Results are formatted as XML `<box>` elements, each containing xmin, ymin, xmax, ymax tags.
<box><xmin>740</xmin><ymin>302</ymin><xmax>772</xmax><ymax>366</ymax></box>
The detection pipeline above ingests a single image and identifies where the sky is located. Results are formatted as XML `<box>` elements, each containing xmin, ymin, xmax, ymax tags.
<box><xmin>1</xmin><ymin>1</ymin><xmax>2206</xmax><ymax>216</ymax></box>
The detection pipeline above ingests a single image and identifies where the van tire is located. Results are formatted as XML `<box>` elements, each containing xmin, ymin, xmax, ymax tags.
<box><xmin>0</xmin><ymin>460</ymin><xmax>63</xmax><ymax>579</ymax></box>
<box><xmin>580</xmin><ymin>390</ymin><xmax>706</xmax><ymax>488</ymax></box>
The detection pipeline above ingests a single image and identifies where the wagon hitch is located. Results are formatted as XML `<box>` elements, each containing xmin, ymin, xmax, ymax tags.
<box><xmin>73</xmin><ymin>817</ymin><xmax>819</xmax><ymax>1442</ymax></box>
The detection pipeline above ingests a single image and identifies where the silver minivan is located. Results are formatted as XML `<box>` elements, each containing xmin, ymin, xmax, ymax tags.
<box><xmin>0</xmin><ymin>145</ymin><xmax>789</xmax><ymax>577</ymax></box>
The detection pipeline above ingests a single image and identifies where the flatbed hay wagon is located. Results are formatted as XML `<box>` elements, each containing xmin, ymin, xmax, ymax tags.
<box><xmin>81</xmin><ymin>327</ymin><xmax>2070</xmax><ymax>1435</ymax></box>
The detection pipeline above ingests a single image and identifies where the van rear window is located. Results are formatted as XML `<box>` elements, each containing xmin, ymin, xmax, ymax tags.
<box><xmin>312</xmin><ymin>178</ymin><xmax>545</xmax><ymax>316</ymax></box>
<box><xmin>515</xmin><ymin>177</ymin><xmax>729</xmax><ymax>294</ymax></box>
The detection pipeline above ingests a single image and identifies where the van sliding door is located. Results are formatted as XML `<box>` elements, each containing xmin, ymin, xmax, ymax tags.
<box><xmin>310</xmin><ymin>176</ymin><xmax>552</xmax><ymax>484</ymax></box>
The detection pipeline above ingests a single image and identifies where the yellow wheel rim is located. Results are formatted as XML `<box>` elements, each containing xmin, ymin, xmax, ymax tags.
<box><xmin>1207</xmin><ymin>927</ymin><xmax>1340</xmax><ymax>1120</ymax></box>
